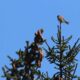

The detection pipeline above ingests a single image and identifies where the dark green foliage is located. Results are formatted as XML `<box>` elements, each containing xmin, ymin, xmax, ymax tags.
<box><xmin>44</xmin><ymin>24</ymin><xmax>80</xmax><ymax>80</ymax></box>
<box><xmin>2</xmin><ymin>32</ymin><xmax>46</xmax><ymax>80</ymax></box>
<box><xmin>2</xmin><ymin>17</ymin><xmax>80</xmax><ymax>80</ymax></box>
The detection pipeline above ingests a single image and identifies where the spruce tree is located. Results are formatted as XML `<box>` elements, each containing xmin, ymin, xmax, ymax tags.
<box><xmin>2</xmin><ymin>29</ymin><xmax>47</xmax><ymax>80</ymax></box>
<box><xmin>2</xmin><ymin>15</ymin><xmax>80</xmax><ymax>80</ymax></box>
<box><xmin>44</xmin><ymin>15</ymin><xmax>80</xmax><ymax>80</ymax></box>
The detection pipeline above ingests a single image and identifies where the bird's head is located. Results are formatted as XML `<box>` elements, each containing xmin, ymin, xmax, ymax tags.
<box><xmin>57</xmin><ymin>15</ymin><xmax>60</xmax><ymax>18</ymax></box>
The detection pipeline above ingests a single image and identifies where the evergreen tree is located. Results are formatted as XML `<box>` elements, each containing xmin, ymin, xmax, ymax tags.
<box><xmin>2</xmin><ymin>15</ymin><xmax>80</xmax><ymax>80</ymax></box>
<box><xmin>44</xmin><ymin>15</ymin><xmax>80</xmax><ymax>80</ymax></box>
<box><xmin>2</xmin><ymin>29</ymin><xmax>47</xmax><ymax>80</ymax></box>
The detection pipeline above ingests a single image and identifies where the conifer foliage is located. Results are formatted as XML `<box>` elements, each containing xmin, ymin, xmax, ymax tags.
<box><xmin>44</xmin><ymin>15</ymin><xmax>80</xmax><ymax>80</ymax></box>
<box><xmin>2</xmin><ymin>15</ymin><xmax>80</xmax><ymax>80</ymax></box>
<box><xmin>2</xmin><ymin>29</ymin><xmax>46</xmax><ymax>80</ymax></box>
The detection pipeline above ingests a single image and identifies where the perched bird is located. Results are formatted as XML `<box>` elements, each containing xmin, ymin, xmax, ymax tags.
<box><xmin>57</xmin><ymin>15</ymin><xmax>69</xmax><ymax>24</ymax></box>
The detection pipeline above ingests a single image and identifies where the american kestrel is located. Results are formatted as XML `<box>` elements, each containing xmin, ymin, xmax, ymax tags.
<box><xmin>57</xmin><ymin>15</ymin><xmax>69</xmax><ymax>24</ymax></box>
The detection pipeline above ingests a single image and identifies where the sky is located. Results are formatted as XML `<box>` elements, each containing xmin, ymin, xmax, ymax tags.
<box><xmin>0</xmin><ymin>0</ymin><xmax>80</xmax><ymax>80</ymax></box>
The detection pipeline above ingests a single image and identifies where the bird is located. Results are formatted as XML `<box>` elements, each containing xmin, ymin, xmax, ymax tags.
<box><xmin>57</xmin><ymin>15</ymin><xmax>69</xmax><ymax>24</ymax></box>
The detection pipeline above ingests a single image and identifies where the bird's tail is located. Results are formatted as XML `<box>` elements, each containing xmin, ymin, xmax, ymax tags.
<box><xmin>64</xmin><ymin>20</ymin><xmax>69</xmax><ymax>24</ymax></box>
